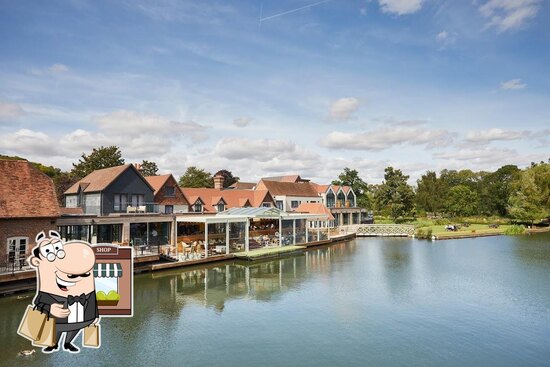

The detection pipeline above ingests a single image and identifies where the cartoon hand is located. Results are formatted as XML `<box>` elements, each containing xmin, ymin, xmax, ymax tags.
<box><xmin>50</xmin><ymin>303</ymin><xmax>70</xmax><ymax>318</ymax></box>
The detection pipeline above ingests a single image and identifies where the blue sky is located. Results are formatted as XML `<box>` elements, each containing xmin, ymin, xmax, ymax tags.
<box><xmin>0</xmin><ymin>0</ymin><xmax>548</xmax><ymax>184</ymax></box>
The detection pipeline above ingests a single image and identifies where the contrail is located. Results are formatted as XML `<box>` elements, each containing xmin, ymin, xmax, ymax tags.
<box><xmin>260</xmin><ymin>0</ymin><xmax>331</xmax><ymax>23</ymax></box>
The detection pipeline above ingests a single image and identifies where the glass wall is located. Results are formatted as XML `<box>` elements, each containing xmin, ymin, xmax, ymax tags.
<box><xmin>295</xmin><ymin>219</ymin><xmax>307</xmax><ymax>244</ymax></box>
<box><xmin>130</xmin><ymin>222</ymin><xmax>170</xmax><ymax>255</ymax></box>
<box><xmin>97</xmin><ymin>224</ymin><xmax>122</xmax><ymax>243</ymax></box>
<box><xmin>58</xmin><ymin>225</ymin><xmax>91</xmax><ymax>242</ymax></box>
<box><xmin>229</xmin><ymin>222</ymin><xmax>246</xmax><ymax>253</ymax></box>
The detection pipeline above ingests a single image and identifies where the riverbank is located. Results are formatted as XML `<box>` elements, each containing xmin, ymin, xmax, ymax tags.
<box><xmin>416</xmin><ymin>223</ymin><xmax>550</xmax><ymax>240</ymax></box>
<box><xmin>0</xmin><ymin>233</ymin><xmax>356</xmax><ymax>296</ymax></box>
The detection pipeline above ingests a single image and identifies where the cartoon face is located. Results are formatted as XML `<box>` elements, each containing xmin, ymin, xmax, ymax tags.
<box><xmin>30</xmin><ymin>231</ymin><xmax>96</xmax><ymax>296</ymax></box>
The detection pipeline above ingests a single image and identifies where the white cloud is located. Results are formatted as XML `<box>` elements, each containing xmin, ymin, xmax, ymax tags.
<box><xmin>233</xmin><ymin>116</ymin><xmax>252</xmax><ymax>127</ymax></box>
<box><xmin>435</xmin><ymin>30</ymin><xmax>456</xmax><ymax>48</ymax></box>
<box><xmin>432</xmin><ymin>147</ymin><xmax>544</xmax><ymax>171</ymax></box>
<box><xmin>378</xmin><ymin>0</ymin><xmax>424</xmax><ymax>15</ymax></box>
<box><xmin>0</xmin><ymin>110</ymin><xmax>209</xmax><ymax>168</ymax></box>
<box><xmin>500</xmin><ymin>78</ymin><xmax>526</xmax><ymax>90</ymax></box>
<box><xmin>330</xmin><ymin>97</ymin><xmax>360</xmax><ymax>121</ymax></box>
<box><xmin>49</xmin><ymin>63</ymin><xmax>69</xmax><ymax>73</ymax></box>
<box><xmin>0</xmin><ymin>101</ymin><xmax>25</xmax><ymax>119</ymax></box>
<box><xmin>94</xmin><ymin>110</ymin><xmax>205</xmax><ymax>136</ymax></box>
<box><xmin>465</xmin><ymin>128</ymin><xmax>530</xmax><ymax>143</ymax></box>
<box><xmin>479</xmin><ymin>0</ymin><xmax>541</xmax><ymax>32</ymax></box>
<box><xmin>321</xmin><ymin>126</ymin><xmax>456</xmax><ymax>151</ymax></box>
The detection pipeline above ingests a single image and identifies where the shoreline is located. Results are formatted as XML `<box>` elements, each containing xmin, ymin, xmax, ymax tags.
<box><xmin>431</xmin><ymin>226</ymin><xmax>550</xmax><ymax>240</ymax></box>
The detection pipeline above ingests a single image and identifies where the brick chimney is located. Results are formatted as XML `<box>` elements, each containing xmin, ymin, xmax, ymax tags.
<box><xmin>213</xmin><ymin>172</ymin><xmax>224</xmax><ymax>190</ymax></box>
<box><xmin>133</xmin><ymin>163</ymin><xmax>142</xmax><ymax>172</ymax></box>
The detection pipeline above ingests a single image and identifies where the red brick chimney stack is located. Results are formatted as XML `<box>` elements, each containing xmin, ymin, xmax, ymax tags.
<box><xmin>213</xmin><ymin>172</ymin><xmax>224</xmax><ymax>190</ymax></box>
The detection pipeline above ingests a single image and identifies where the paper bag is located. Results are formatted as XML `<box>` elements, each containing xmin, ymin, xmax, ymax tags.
<box><xmin>34</xmin><ymin>317</ymin><xmax>56</xmax><ymax>347</ymax></box>
<box><xmin>83</xmin><ymin>324</ymin><xmax>100</xmax><ymax>348</ymax></box>
<box><xmin>18</xmin><ymin>305</ymin><xmax>47</xmax><ymax>341</ymax></box>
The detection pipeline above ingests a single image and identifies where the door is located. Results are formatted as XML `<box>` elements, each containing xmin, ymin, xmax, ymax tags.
<box><xmin>7</xmin><ymin>237</ymin><xmax>28</xmax><ymax>269</ymax></box>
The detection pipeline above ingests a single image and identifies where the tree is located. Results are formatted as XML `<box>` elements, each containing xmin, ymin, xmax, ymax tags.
<box><xmin>71</xmin><ymin>146</ymin><xmax>124</xmax><ymax>178</ymax></box>
<box><xmin>478</xmin><ymin>165</ymin><xmax>520</xmax><ymax>216</ymax></box>
<box><xmin>375</xmin><ymin>167</ymin><xmax>415</xmax><ymax>221</ymax></box>
<box><xmin>140</xmin><ymin>160</ymin><xmax>159</xmax><ymax>177</ymax></box>
<box><xmin>508</xmin><ymin>163</ymin><xmax>550</xmax><ymax>225</ymax></box>
<box><xmin>415</xmin><ymin>171</ymin><xmax>444</xmax><ymax>214</ymax></box>
<box><xmin>178</xmin><ymin>166</ymin><xmax>214</xmax><ymax>188</ymax></box>
<box><xmin>446</xmin><ymin>185</ymin><xmax>478</xmax><ymax>217</ymax></box>
<box><xmin>332</xmin><ymin>167</ymin><xmax>371</xmax><ymax>208</ymax></box>
<box><xmin>215</xmin><ymin>169</ymin><xmax>240</xmax><ymax>188</ymax></box>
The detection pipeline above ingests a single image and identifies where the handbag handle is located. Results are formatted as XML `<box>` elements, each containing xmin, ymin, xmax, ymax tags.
<box><xmin>34</xmin><ymin>303</ymin><xmax>51</xmax><ymax>320</ymax></box>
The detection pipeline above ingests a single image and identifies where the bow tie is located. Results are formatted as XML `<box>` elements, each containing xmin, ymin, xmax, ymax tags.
<box><xmin>68</xmin><ymin>293</ymin><xmax>86</xmax><ymax>306</ymax></box>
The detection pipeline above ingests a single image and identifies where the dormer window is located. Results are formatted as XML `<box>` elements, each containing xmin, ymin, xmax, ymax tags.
<box><xmin>193</xmin><ymin>202</ymin><xmax>203</xmax><ymax>213</ymax></box>
<box><xmin>217</xmin><ymin>203</ymin><xmax>225</xmax><ymax>212</ymax></box>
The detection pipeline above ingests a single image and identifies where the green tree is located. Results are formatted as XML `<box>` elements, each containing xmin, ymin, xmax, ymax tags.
<box><xmin>71</xmin><ymin>146</ymin><xmax>125</xmax><ymax>178</ymax></box>
<box><xmin>478</xmin><ymin>165</ymin><xmax>520</xmax><ymax>216</ymax></box>
<box><xmin>508</xmin><ymin>163</ymin><xmax>550</xmax><ymax>225</ymax></box>
<box><xmin>140</xmin><ymin>160</ymin><xmax>159</xmax><ymax>177</ymax></box>
<box><xmin>446</xmin><ymin>185</ymin><xmax>478</xmax><ymax>217</ymax></box>
<box><xmin>375</xmin><ymin>167</ymin><xmax>415</xmax><ymax>221</ymax></box>
<box><xmin>215</xmin><ymin>169</ymin><xmax>240</xmax><ymax>188</ymax></box>
<box><xmin>332</xmin><ymin>167</ymin><xmax>371</xmax><ymax>208</ymax></box>
<box><xmin>415</xmin><ymin>171</ymin><xmax>444</xmax><ymax>214</ymax></box>
<box><xmin>178</xmin><ymin>166</ymin><xmax>214</xmax><ymax>188</ymax></box>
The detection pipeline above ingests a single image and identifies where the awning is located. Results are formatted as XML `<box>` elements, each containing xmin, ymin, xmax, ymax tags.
<box><xmin>94</xmin><ymin>263</ymin><xmax>123</xmax><ymax>278</ymax></box>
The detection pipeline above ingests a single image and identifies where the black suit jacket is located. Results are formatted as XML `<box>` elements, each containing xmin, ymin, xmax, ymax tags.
<box><xmin>33</xmin><ymin>291</ymin><xmax>99</xmax><ymax>324</ymax></box>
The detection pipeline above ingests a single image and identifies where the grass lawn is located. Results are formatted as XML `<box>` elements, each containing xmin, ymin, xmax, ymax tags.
<box><xmin>417</xmin><ymin>223</ymin><xmax>512</xmax><ymax>238</ymax></box>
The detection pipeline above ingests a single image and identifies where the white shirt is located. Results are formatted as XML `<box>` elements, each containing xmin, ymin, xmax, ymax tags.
<box><xmin>67</xmin><ymin>301</ymin><xmax>85</xmax><ymax>323</ymax></box>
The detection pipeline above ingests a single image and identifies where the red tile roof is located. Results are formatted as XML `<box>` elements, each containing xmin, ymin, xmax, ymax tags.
<box><xmin>228</xmin><ymin>182</ymin><xmax>256</xmax><ymax>190</ymax></box>
<box><xmin>295</xmin><ymin>203</ymin><xmax>334</xmax><ymax>220</ymax></box>
<box><xmin>255</xmin><ymin>179</ymin><xmax>319</xmax><ymax>197</ymax></box>
<box><xmin>0</xmin><ymin>159</ymin><xmax>60</xmax><ymax>218</ymax></box>
<box><xmin>262</xmin><ymin>175</ymin><xmax>309</xmax><ymax>183</ymax></box>
<box><xmin>145</xmin><ymin>174</ymin><xmax>171</xmax><ymax>195</ymax></box>
<box><xmin>65</xmin><ymin>164</ymin><xmax>154</xmax><ymax>194</ymax></box>
<box><xmin>180</xmin><ymin>188</ymin><xmax>274</xmax><ymax>212</ymax></box>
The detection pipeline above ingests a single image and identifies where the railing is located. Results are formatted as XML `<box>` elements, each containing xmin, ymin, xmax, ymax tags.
<box><xmin>352</xmin><ymin>224</ymin><xmax>415</xmax><ymax>237</ymax></box>
<box><xmin>0</xmin><ymin>255</ymin><xmax>32</xmax><ymax>274</ymax></box>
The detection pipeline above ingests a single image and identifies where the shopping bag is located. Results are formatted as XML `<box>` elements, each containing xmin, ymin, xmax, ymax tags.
<box><xmin>34</xmin><ymin>317</ymin><xmax>56</xmax><ymax>347</ymax></box>
<box><xmin>83</xmin><ymin>324</ymin><xmax>100</xmax><ymax>348</ymax></box>
<box><xmin>17</xmin><ymin>305</ymin><xmax>47</xmax><ymax>341</ymax></box>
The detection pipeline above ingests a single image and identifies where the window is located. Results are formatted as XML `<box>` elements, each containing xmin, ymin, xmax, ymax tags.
<box><xmin>217</xmin><ymin>203</ymin><xmax>225</xmax><ymax>212</ymax></box>
<box><xmin>326</xmin><ymin>192</ymin><xmax>335</xmax><ymax>208</ymax></box>
<box><xmin>291</xmin><ymin>200</ymin><xmax>299</xmax><ymax>209</ymax></box>
<box><xmin>276</xmin><ymin>201</ymin><xmax>284</xmax><ymax>210</ymax></box>
<box><xmin>165</xmin><ymin>205</ymin><xmax>173</xmax><ymax>214</ymax></box>
<box><xmin>131</xmin><ymin>194</ymin><xmax>144</xmax><ymax>207</ymax></box>
<box><xmin>114</xmin><ymin>194</ymin><xmax>128</xmax><ymax>211</ymax></box>
<box><xmin>165</xmin><ymin>186</ymin><xmax>175</xmax><ymax>197</ymax></box>
<box><xmin>7</xmin><ymin>237</ymin><xmax>28</xmax><ymax>266</ymax></box>
<box><xmin>194</xmin><ymin>202</ymin><xmax>203</xmax><ymax>213</ymax></box>
<box><xmin>262</xmin><ymin>202</ymin><xmax>271</xmax><ymax>208</ymax></box>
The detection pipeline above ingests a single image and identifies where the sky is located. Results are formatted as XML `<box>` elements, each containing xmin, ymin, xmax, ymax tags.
<box><xmin>0</xmin><ymin>0</ymin><xmax>548</xmax><ymax>185</ymax></box>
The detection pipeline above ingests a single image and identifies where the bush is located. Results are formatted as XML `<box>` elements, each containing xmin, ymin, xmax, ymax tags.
<box><xmin>505</xmin><ymin>225</ymin><xmax>526</xmax><ymax>235</ymax></box>
<box><xmin>426</xmin><ymin>228</ymin><xmax>432</xmax><ymax>239</ymax></box>
<box><xmin>416</xmin><ymin>229</ymin><xmax>425</xmax><ymax>238</ymax></box>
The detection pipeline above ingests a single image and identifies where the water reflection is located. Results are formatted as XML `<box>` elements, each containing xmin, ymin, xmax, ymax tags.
<box><xmin>142</xmin><ymin>242</ymin><xmax>359</xmax><ymax>313</ymax></box>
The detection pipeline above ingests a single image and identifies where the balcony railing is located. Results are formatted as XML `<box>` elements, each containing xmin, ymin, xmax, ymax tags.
<box><xmin>0</xmin><ymin>255</ymin><xmax>32</xmax><ymax>274</ymax></box>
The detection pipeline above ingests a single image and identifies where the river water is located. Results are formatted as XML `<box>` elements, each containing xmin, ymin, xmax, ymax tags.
<box><xmin>2</xmin><ymin>233</ymin><xmax>550</xmax><ymax>366</ymax></box>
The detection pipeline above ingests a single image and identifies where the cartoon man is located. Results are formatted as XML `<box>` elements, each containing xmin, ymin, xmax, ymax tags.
<box><xmin>29</xmin><ymin>231</ymin><xmax>100</xmax><ymax>353</ymax></box>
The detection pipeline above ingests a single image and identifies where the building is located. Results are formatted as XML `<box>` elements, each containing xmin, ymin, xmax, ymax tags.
<box><xmin>255</xmin><ymin>179</ymin><xmax>321</xmax><ymax>211</ymax></box>
<box><xmin>313</xmin><ymin>184</ymin><xmax>365</xmax><ymax>226</ymax></box>
<box><xmin>145</xmin><ymin>174</ymin><xmax>189</xmax><ymax>214</ymax></box>
<box><xmin>64</xmin><ymin>164</ymin><xmax>155</xmax><ymax>216</ymax></box>
<box><xmin>0</xmin><ymin>159</ymin><xmax>60</xmax><ymax>269</ymax></box>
